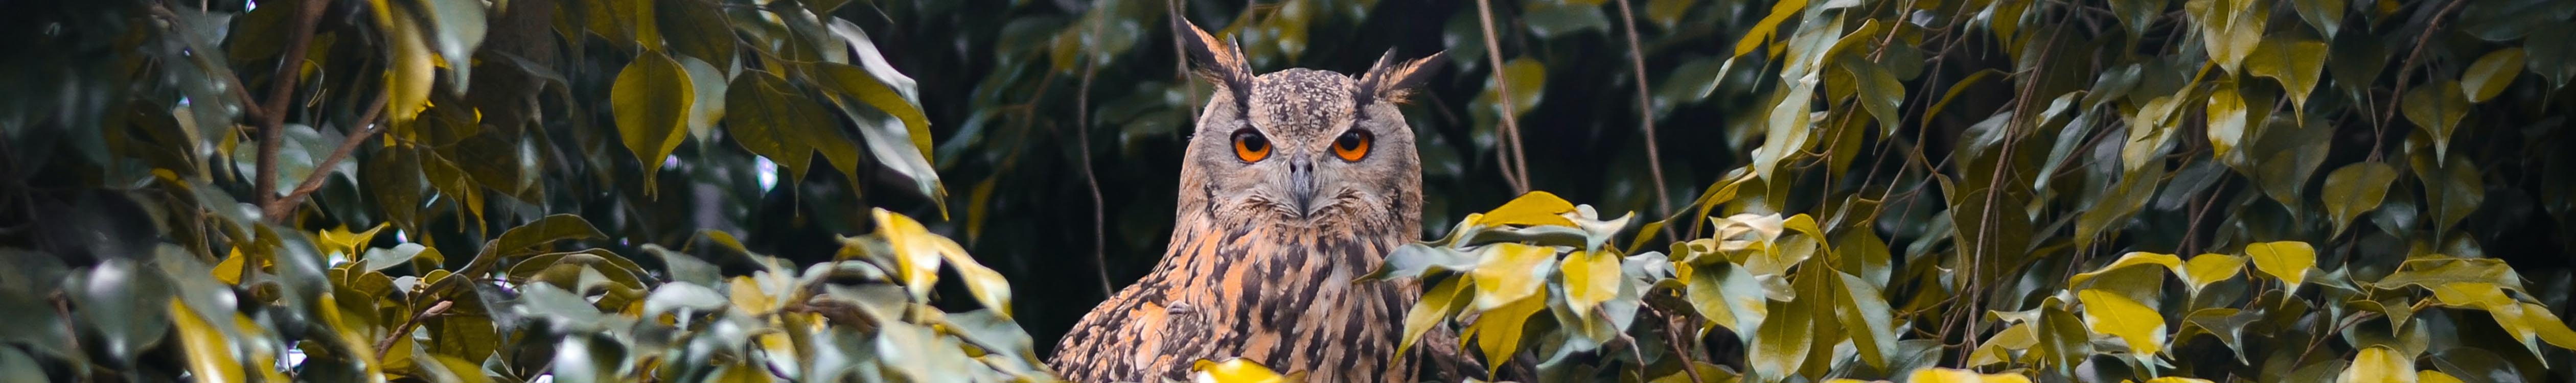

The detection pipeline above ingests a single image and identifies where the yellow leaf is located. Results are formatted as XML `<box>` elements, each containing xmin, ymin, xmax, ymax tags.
<box><xmin>2416</xmin><ymin>370</ymin><xmax>2465</xmax><ymax>383</ymax></box>
<box><xmin>1560</xmin><ymin>249</ymin><xmax>1621</xmax><ymax>320</ymax></box>
<box><xmin>1469</xmin><ymin>243</ymin><xmax>1555</xmax><ymax>310</ymax></box>
<box><xmin>213</xmin><ymin>247</ymin><xmax>249</xmax><ymax>285</ymax></box>
<box><xmin>1191</xmin><ymin>358</ymin><xmax>1297</xmax><ymax>383</ymax></box>
<box><xmin>2511</xmin><ymin>302</ymin><xmax>2576</xmax><ymax>350</ymax></box>
<box><xmin>1733</xmin><ymin>0</ymin><xmax>1811</xmax><ymax>57</ymax></box>
<box><xmin>1968</xmin><ymin>324</ymin><xmax>2036</xmax><ymax>366</ymax></box>
<box><xmin>1398</xmin><ymin>278</ymin><xmax>1468</xmax><ymax>356</ymax></box>
<box><xmin>2179</xmin><ymin>253</ymin><xmax>2247</xmax><ymax>293</ymax></box>
<box><xmin>171</xmin><ymin>300</ymin><xmax>245</xmax><ymax>383</ymax></box>
<box><xmin>2245</xmin><ymin>241</ymin><xmax>2316</xmax><ymax>289</ymax></box>
<box><xmin>2140</xmin><ymin>377</ymin><xmax>2216</xmax><ymax>383</ymax></box>
<box><xmin>2339</xmin><ymin>346</ymin><xmax>2416</xmax><ymax>383</ymax></box>
<box><xmin>872</xmin><ymin>208</ymin><xmax>946</xmax><ymax>302</ymax></box>
<box><xmin>1476</xmin><ymin>191</ymin><xmax>1579</xmax><ymax>227</ymax></box>
<box><xmin>2078</xmin><ymin>289</ymin><xmax>2167</xmax><ymax>355</ymax></box>
<box><xmin>1466</xmin><ymin>298</ymin><xmax>1545</xmax><ymax>376</ymax></box>
<box><xmin>316</xmin><ymin>223</ymin><xmax>389</xmax><ymax>260</ymax></box>
<box><xmin>2069</xmin><ymin>252</ymin><xmax>2181</xmax><ymax>287</ymax></box>
<box><xmin>2425</xmin><ymin>282</ymin><xmax>2514</xmax><ymax>309</ymax></box>
<box><xmin>1908</xmin><ymin>368</ymin><xmax>2033</xmax><ymax>383</ymax></box>
<box><xmin>728</xmin><ymin>276</ymin><xmax>773</xmax><ymax>314</ymax></box>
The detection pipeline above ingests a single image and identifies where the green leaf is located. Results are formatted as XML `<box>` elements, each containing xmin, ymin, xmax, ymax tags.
<box><xmin>2419</xmin><ymin>157</ymin><xmax>2486</xmax><ymax>234</ymax></box>
<box><xmin>724</xmin><ymin>71</ymin><xmax>829</xmax><ymax>182</ymax></box>
<box><xmin>2079</xmin><ymin>288</ymin><xmax>2168</xmax><ymax>356</ymax></box>
<box><xmin>2463</xmin><ymin>48</ymin><xmax>2525</xmax><ymax>103</ymax></box>
<box><xmin>1686</xmin><ymin>260</ymin><xmax>1769</xmax><ymax>334</ymax></box>
<box><xmin>2378</xmin><ymin>257</ymin><xmax>2524</xmax><ymax>293</ymax></box>
<box><xmin>2246</xmin><ymin>241</ymin><xmax>2317</xmax><ymax>290</ymax></box>
<box><xmin>2529</xmin><ymin>23</ymin><xmax>2576</xmax><ymax>89</ymax></box>
<box><xmin>2109</xmin><ymin>0</ymin><xmax>2166</xmax><ymax>41</ymax></box>
<box><xmin>1751</xmin><ymin>298</ymin><xmax>1813</xmax><ymax>383</ymax></box>
<box><xmin>2188</xmin><ymin>0</ymin><xmax>2267</xmax><ymax>72</ymax></box>
<box><xmin>611</xmin><ymin>50</ymin><xmax>695</xmax><ymax>195</ymax></box>
<box><xmin>817</xmin><ymin>62</ymin><xmax>948</xmax><ymax>211</ymax></box>
<box><xmin>675</xmin><ymin>56</ymin><xmax>728</xmax><ymax>141</ymax></box>
<box><xmin>71</xmin><ymin>260</ymin><xmax>174</xmax><ymax>366</ymax></box>
<box><xmin>489</xmin><ymin>214</ymin><xmax>607</xmax><ymax>257</ymax></box>
<box><xmin>2079</xmin><ymin>160</ymin><xmax>2168</xmax><ymax>248</ymax></box>
<box><xmin>2292</xmin><ymin>0</ymin><xmax>2345</xmax><ymax>38</ymax></box>
<box><xmin>1835</xmin><ymin>271</ymin><xmax>1898</xmax><ymax>369</ymax></box>
<box><xmin>2033</xmin><ymin>304</ymin><xmax>2093</xmax><ymax>375</ymax></box>
<box><xmin>657</xmin><ymin>0</ymin><xmax>737</xmax><ymax>70</ymax></box>
<box><xmin>2123</xmin><ymin>95</ymin><xmax>2186</xmax><ymax>172</ymax></box>
<box><xmin>420</xmin><ymin>0</ymin><xmax>487</xmax><ymax>93</ymax></box>
<box><xmin>2181</xmin><ymin>307</ymin><xmax>2260</xmax><ymax>363</ymax></box>
<box><xmin>1843</xmin><ymin>58</ymin><xmax>1905</xmax><ymax>135</ymax></box>
<box><xmin>2401</xmin><ymin>81</ymin><xmax>2470</xmax><ymax>159</ymax></box>
<box><xmin>2340</xmin><ymin>346</ymin><xmax>2414</xmax><ymax>383</ymax></box>
<box><xmin>2246</xmin><ymin>37</ymin><xmax>2328</xmax><ymax>113</ymax></box>
<box><xmin>2321</xmin><ymin>162</ymin><xmax>2400</xmax><ymax>236</ymax></box>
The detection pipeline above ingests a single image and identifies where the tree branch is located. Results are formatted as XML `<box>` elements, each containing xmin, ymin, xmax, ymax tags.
<box><xmin>252</xmin><ymin>0</ymin><xmax>334</xmax><ymax>219</ymax></box>
<box><xmin>1612</xmin><ymin>0</ymin><xmax>1676</xmax><ymax>240</ymax></box>
<box><xmin>2373</xmin><ymin>0</ymin><xmax>2469</xmax><ymax>162</ymax></box>
<box><xmin>264</xmin><ymin>91</ymin><xmax>388</xmax><ymax>220</ymax></box>
<box><xmin>1473</xmin><ymin>0</ymin><xmax>1531</xmax><ymax>194</ymax></box>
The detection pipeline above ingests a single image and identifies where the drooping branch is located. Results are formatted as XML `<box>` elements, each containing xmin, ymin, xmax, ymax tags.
<box><xmin>1612</xmin><ymin>0</ymin><xmax>1676</xmax><ymax>240</ymax></box>
<box><xmin>251</xmin><ymin>0</ymin><xmax>335</xmax><ymax>220</ymax></box>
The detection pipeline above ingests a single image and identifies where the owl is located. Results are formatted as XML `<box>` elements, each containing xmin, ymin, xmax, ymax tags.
<box><xmin>1046</xmin><ymin>19</ymin><xmax>1458</xmax><ymax>383</ymax></box>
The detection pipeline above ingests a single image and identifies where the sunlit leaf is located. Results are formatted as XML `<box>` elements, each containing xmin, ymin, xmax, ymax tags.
<box><xmin>1560</xmin><ymin>249</ymin><xmax>1620</xmax><ymax>321</ymax></box>
<box><xmin>1191</xmin><ymin>358</ymin><xmax>1299</xmax><ymax>383</ymax></box>
<box><xmin>170</xmin><ymin>300</ymin><xmax>244</xmax><ymax>383</ymax></box>
<box><xmin>1909</xmin><ymin>367</ymin><xmax>2034</xmax><ymax>383</ymax></box>
<box><xmin>2340</xmin><ymin>346</ymin><xmax>2417</xmax><ymax>383</ymax></box>
<box><xmin>1466</xmin><ymin>298</ymin><xmax>1545</xmax><ymax>377</ymax></box>
<box><xmin>1734</xmin><ymin>0</ymin><xmax>1810</xmax><ymax>57</ymax></box>
<box><xmin>2069</xmin><ymin>252</ymin><xmax>2181</xmax><ymax>287</ymax></box>
<box><xmin>2178</xmin><ymin>253</ymin><xmax>2247</xmax><ymax>295</ymax></box>
<box><xmin>1397</xmin><ymin>278</ymin><xmax>1468</xmax><ymax>356</ymax></box>
<box><xmin>1751</xmin><ymin>299</ymin><xmax>1813</xmax><ymax>383</ymax></box>
<box><xmin>1836</xmin><ymin>271</ymin><xmax>1898</xmax><ymax>368</ymax></box>
<box><xmin>2246</xmin><ymin>241</ymin><xmax>2317</xmax><ymax>290</ymax></box>
<box><xmin>2079</xmin><ymin>289</ymin><xmax>2167</xmax><ymax>356</ymax></box>
<box><xmin>1469</xmin><ymin>243</ymin><xmax>1555</xmax><ymax>310</ymax></box>
<box><xmin>1477</xmin><ymin>191</ymin><xmax>1580</xmax><ymax>227</ymax></box>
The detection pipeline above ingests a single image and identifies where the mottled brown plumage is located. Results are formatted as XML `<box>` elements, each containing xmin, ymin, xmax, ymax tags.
<box><xmin>1046</xmin><ymin>19</ymin><xmax>1454</xmax><ymax>383</ymax></box>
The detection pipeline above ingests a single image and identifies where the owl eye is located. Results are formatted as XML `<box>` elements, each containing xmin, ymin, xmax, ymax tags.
<box><xmin>1232</xmin><ymin>129</ymin><xmax>1271</xmax><ymax>162</ymax></box>
<box><xmin>1332</xmin><ymin>130</ymin><xmax>1373</xmax><ymax>162</ymax></box>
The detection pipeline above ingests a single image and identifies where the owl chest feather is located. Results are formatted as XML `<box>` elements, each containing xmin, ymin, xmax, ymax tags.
<box><xmin>1050</xmin><ymin>221</ymin><xmax>1421</xmax><ymax>383</ymax></box>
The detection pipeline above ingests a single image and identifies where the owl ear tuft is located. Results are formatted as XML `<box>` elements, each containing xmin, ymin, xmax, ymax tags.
<box><xmin>1356</xmin><ymin>50</ymin><xmax>1446</xmax><ymax>106</ymax></box>
<box><xmin>1174</xmin><ymin>18</ymin><xmax>1253</xmax><ymax>92</ymax></box>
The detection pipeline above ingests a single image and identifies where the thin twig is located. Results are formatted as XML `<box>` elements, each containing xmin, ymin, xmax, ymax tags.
<box><xmin>265</xmin><ymin>92</ymin><xmax>389</xmax><ymax>219</ymax></box>
<box><xmin>1611</xmin><ymin>0</ymin><xmax>1676</xmax><ymax>240</ymax></box>
<box><xmin>2374</xmin><ymin>0</ymin><xmax>2469</xmax><ymax>162</ymax></box>
<box><xmin>375</xmin><ymin>300</ymin><xmax>452</xmax><ymax>355</ymax></box>
<box><xmin>1472</xmin><ymin>0</ymin><xmax>1531</xmax><ymax>193</ymax></box>
<box><xmin>1076</xmin><ymin>39</ymin><xmax>1114</xmax><ymax>297</ymax></box>
<box><xmin>252</xmin><ymin>0</ymin><xmax>335</xmax><ymax>219</ymax></box>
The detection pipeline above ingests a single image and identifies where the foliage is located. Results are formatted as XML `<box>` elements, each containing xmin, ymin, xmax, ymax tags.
<box><xmin>7</xmin><ymin>0</ymin><xmax>2576</xmax><ymax>382</ymax></box>
<box><xmin>1</xmin><ymin>0</ymin><xmax>1029</xmax><ymax>381</ymax></box>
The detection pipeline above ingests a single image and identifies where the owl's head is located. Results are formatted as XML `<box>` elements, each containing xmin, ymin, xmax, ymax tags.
<box><xmin>1172</xmin><ymin>19</ymin><xmax>1443</xmax><ymax>233</ymax></box>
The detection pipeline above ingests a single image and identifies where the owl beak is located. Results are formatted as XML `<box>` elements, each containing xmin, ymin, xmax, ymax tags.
<box><xmin>1289</xmin><ymin>155</ymin><xmax>1319</xmax><ymax>217</ymax></box>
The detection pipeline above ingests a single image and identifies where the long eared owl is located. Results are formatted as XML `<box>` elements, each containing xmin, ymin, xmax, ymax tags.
<box><xmin>1046</xmin><ymin>18</ymin><xmax>1454</xmax><ymax>383</ymax></box>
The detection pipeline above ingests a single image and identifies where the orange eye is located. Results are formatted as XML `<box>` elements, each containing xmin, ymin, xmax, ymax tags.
<box><xmin>1332</xmin><ymin>130</ymin><xmax>1372</xmax><ymax>161</ymax></box>
<box><xmin>1232</xmin><ymin>129</ymin><xmax>1271</xmax><ymax>162</ymax></box>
